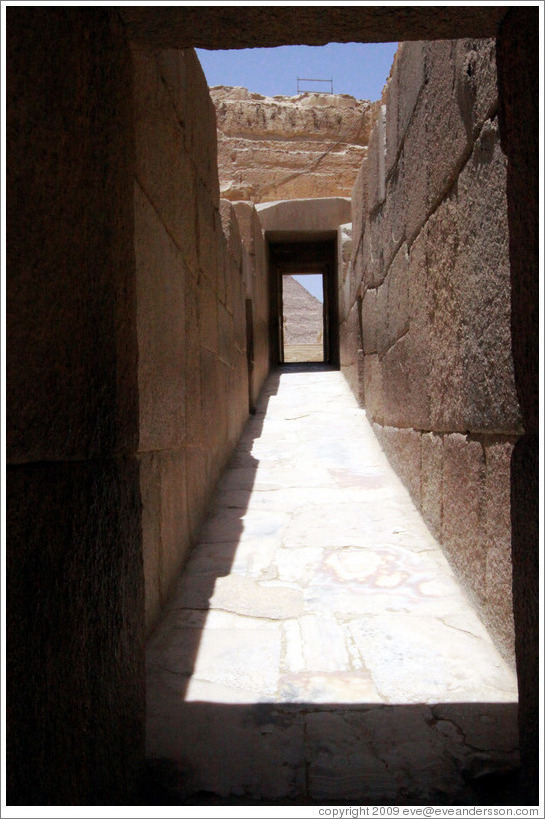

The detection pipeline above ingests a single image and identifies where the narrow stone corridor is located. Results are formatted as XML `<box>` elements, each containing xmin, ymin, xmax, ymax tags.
<box><xmin>146</xmin><ymin>369</ymin><xmax>519</xmax><ymax>805</ymax></box>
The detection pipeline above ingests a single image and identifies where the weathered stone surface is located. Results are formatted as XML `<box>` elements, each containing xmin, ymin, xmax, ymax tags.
<box><xmin>219</xmin><ymin>199</ymin><xmax>242</xmax><ymax>267</ymax></box>
<box><xmin>350</xmin><ymin>157</ymin><xmax>369</xmax><ymax>240</ymax></box>
<box><xmin>132</xmin><ymin>45</ymin><xmax>199</xmax><ymax>276</ymax></box>
<box><xmin>442</xmin><ymin>434</ymin><xmax>486</xmax><ymax>604</ymax></box>
<box><xmin>140</xmin><ymin>450</ymin><xmax>190</xmax><ymax>630</ymax></box>
<box><xmin>196</xmin><ymin>178</ymin><xmax>218</xmax><ymax>284</ymax></box>
<box><xmin>257</xmin><ymin>196</ymin><xmax>351</xmax><ymax>235</ymax></box>
<box><xmin>361</xmin><ymin>289</ymin><xmax>378</xmax><ymax>354</ymax></box>
<box><xmin>425</xmin><ymin>40</ymin><xmax>474</xmax><ymax>215</ymax></box>
<box><xmin>8</xmin><ymin>457</ymin><xmax>144</xmax><ymax>805</ymax></box>
<box><xmin>363</xmin><ymin>355</ymin><xmax>384</xmax><ymax>424</ymax></box>
<box><xmin>7</xmin><ymin>9</ymin><xmax>138</xmax><ymax>464</ymax></box>
<box><xmin>135</xmin><ymin>183</ymin><xmax>186</xmax><ymax>452</ymax></box>
<box><xmin>383</xmin><ymin>52</ymin><xmax>399</xmax><ymax>178</ymax></box>
<box><xmin>386</xmin><ymin>242</ymin><xmax>410</xmax><ymax>348</ymax></box>
<box><xmin>121</xmin><ymin>6</ymin><xmax>507</xmax><ymax>50</ymax></box>
<box><xmin>395</xmin><ymin>42</ymin><xmax>426</xmax><ymax>154</ymax></box>
<box><xmin>420</xmin><ymin>432</ymin><xmax>443</xmax><ymax>540</ymax></box>
<box><xmin>454</xmin><ymin>118</ymin><xmax>522</xmax><ymax>433</ymax></box>
<box><xmin>212</xmin><ymin>87</ymin><xmax>375</xmax><ymax>203</ymax></box>
<box><xmin>425</xmin><ymin>194</ymin><xmax>468</xmax><ymax>432</ymax></box>
<box><xmin>183</xmin><ymin>49</ymin><xmax>220</xmax><ymax>206</ymax></box>
<box><xmin>376</xmin><ymin>425</ymin><xmax>422</xmax><ymax>507</ymax></box>
<box><xmin>483</xmin><ymin>440</ymin><xmax>516</xmax><ymax>665</ymax></box>
<box><xmin>398</xmin><ymin>107</ymin><xmax>428</xmax><ymax>247</ymax></box>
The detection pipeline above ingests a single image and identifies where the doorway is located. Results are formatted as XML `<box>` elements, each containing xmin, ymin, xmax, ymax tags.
<box><xmin>282</xmin><ymin>273</ymin><xmax>324</xmax><ymax>363</ymax></box>
<box><xmin>269</xmin><ymin>238</ymin><xmax>339</xmax><ymax>368</ymax></box>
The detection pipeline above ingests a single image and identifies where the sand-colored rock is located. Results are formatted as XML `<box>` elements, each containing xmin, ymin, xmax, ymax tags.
<box><xmin>211</xmin><ymin>86</ymin><xmax>379</xmax><ymax>203</ymax></box>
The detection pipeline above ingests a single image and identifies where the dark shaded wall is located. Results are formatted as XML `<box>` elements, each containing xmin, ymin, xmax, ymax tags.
<box><xmin>7</xmin><ymin>8</ymin><xmax>144</xmax><ymax>805</ymax></box>
<box><xmin>496</xmin><ymin>8</ymin><xmax>539</xmax><ymax>806</ymax></box>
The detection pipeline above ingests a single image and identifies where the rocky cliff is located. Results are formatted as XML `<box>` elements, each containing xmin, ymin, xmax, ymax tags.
<box><xmin>211</xmin><ymin>86</ymin><xmax>379</xmax><ymax>203</ymax></box>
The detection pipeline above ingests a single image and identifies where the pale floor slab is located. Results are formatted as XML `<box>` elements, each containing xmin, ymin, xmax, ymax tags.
<box><xmin>146</xmin><ymin>369</ymin><xmax>519</xmax><ymax>805</ymax></box>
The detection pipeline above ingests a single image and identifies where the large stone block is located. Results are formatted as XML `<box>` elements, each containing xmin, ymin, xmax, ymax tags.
<box><xmin>132</xmin><ymin>45</ymin><xmax>198</xmax><ymax>276</ymax></box>
<box><xmin>362</xmin><ymin>353</ymin><xmax>384</xmax><ymax>424</ymax></box>
<box><xmin>233</xmin><ymin>201</ymin><xmax>261</xmax><ymax>258</ymax></box>
<box><xmin>425</xmin><ymin>197</ymin><xmax>467</xmax><ymax>432</ymax></box>
<box><xmin>383</xmin><ymin>59</ymin><xmax>399</xmax><ymax>179</ymax></box>
<box><xmin>361</xmin><ymin>288</ymin><xmax>378</xmax><ymax>354</ymax></box>
<box><xmin>386</xmin><ymin>242</ymin><xmax>410</xmax><ymax>347</ymax></box>
<box><xmin>232</xmin><ymin>274</ymin><xmax>248</xmax><ymax>353</ymax></box>
<box><xmin>341</xmin><ymin>300</ymin><xmax>361</xmax><ymax>370</ymax></box>
<box><xmin>135</xmin><ymin>183</ymin><xmax>186</xmax><ymax>453</ymax></box>
<box><xmin>185</xmin><ymin>445</ymin><xmax>210</xmax><ymax>542</ymax></box>
<box><xmin>140</xmin><ymin>452</ymin><xmax>162</xmax><ymax>630</ymax></box>
<box><xmin>197</xmin><ymin>275</ymin><xmax>219</xmax><ymax>355</ymax></box>
<box><xmin>228</xmin><ymin>358</ymin><xmax>250</xmax><ymax>448</ymax></box>
<box><xmin>361</xmin><ymin>210</ymin><xmax>385</xmax><ymax>288</ymax></box>
<box><xmin>424</xmin><ymin>40</ymin><xmax>472</xmax><ymax>215</ymax></box>
<box><xmin>453</xmin><ymin>118</ymin><xmax>521</xmax><ymax>433</ymax></box>
<box><xmin>220</xmin><ymin>199</ymin><xmax>243</xmax><ymax>267</ymax></box>
<box><xmin>420</xmin><ymin>432</ymin><xmax>443</xmax><ymax>540</ymax></box>
<box><xmin>483</xmin><ymin>439</ymin><xmax>516</xmax><ymax>665</ymax></box>
<box><xmin>217</xmin><ymin>301</ymin><xmax>234</xmax><ymax>367</ymax></box>
<box><xmin>442</xmin><ymin>434</ymin><xmax>486</xmax><ymax>604</ymax></box>
<box><xmin>351</xmin><ymin>239</ymin><xmax>365</xmax><ymax>299</ymax></box>
<box><xmin>350</xmin><ymin>156</ymin><xmax>368</xmax><ymax>240</ymax></box>
<box><xmin>197</xmin><ymin>179</ymin><xmax>219</xmax><ymax>285</ymax></box>
<box><xmin>380</xmin><ymin>335</ymin><xmax>417</xmax><ymax>429</ymax></box>
<box><xmin>184</xmin><ymin>48</ymin><xmax>220</xmax><ymax>206</ymax></box>
<box><xmin>7</xmin><ymin>456</ymin><xmax>144</xmax><ymax>804</ymax></box>
<box><xmin>454</xmin><ymin>38</ymin><xmax>498</xmax><ymax>143</ymax></box>
<box><xmin>7</xmin><ymin>10</ymin><xmax>138</xmax><ymax>464</ymax></box>
<box><xmin>184</xmin><ymin>274</ymin><xmax>202</xmax><ymax>445</ymax></box>
<box><xmin>199</xmin><ymin>347</ymin><xmax>227</xmax><ymax>461</ymax></box>
<box><xmin>396</xmin><ymin>41</ymin><xmax>426</xmax><ymax>151</ymax></box>
<box><xmin>366</xmin><ymin>118</ymin><xmax>381</xmax><ymax>214</ymax></box>
<box><xmin>158</xmin><ymin>450</ymin><xmax>190</xmax><ymax>610</ymax></box>
<box><xmin>256</xmin><ymin>197</ymin><xmax>351</xmax><ymax>234</ymax></box>
<box><xmin>376</xmin><ymin>425</ymin><xmax>422</xmax><ymax>507</ymax></box>
<box><xmin>399</xmin><ymin>108</ymin><xmax>428</xmax><ymax>247</ymax></box>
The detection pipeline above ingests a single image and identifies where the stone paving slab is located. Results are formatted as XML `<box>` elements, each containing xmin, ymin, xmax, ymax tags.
<box><xmin>146</xmin><ymin>369</ymin><xmax>519</xmax><ymax>805</ymax></box>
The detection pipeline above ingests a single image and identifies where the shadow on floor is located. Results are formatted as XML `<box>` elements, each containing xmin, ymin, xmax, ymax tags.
<box><xmin>142</xmin><ymin>701</ymin><xmax>521</xmax><ymax>806</ymax></box>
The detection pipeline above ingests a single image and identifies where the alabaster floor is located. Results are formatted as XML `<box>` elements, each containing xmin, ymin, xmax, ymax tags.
<box><xmin>145</xmin><ymin>369</ymin><xmax>519</xmax><ymax>805</ymax></box>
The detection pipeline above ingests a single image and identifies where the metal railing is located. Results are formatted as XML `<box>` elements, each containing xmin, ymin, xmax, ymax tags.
<box><xmin>296</xmin><ymin>77</ymin><xmax>333</xmax><ymax>94</ymax></box>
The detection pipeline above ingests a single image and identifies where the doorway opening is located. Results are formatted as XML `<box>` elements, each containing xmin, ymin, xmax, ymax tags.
<box><xmin>269</xmin><ymin>237</ymin><xmax>339</xmax><ymax>368</ymax></box>
<box><xmin>282</xmin><ymin>273</ymin><xmax>324</xmax><ymax>363</ymax></box>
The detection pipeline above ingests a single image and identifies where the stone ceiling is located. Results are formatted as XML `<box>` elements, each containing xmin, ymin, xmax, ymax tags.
<box><xmin>120</xmin><ymin>6</ymin><xmax>508</xmax><ymax>49</ymax></box>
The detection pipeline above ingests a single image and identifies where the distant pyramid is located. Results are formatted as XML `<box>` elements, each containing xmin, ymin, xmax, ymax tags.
<box><xmin>282</xmin><ymin>276</ymin><xmax>323</xmax><ymax>345</ymax></box>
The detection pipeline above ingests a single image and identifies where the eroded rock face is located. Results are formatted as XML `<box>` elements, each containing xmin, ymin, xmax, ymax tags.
<box><xmin>211</xmin><ymin>86</ymin><xmax>379</xmax><ymax>202</ymax></box>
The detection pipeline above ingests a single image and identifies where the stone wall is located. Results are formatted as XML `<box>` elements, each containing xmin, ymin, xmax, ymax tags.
<box><xmin>212</xmin><ymin>86</ymin><xmax>378</xmax><ymax>203</ymax></box>
<box><xmin>341</xmin><ymin>39</ymin><xmax>523</xmax><ymax>664</ymax></box>
<box><xmin>232</xmin><ymin>200</ymin><xmax>270</xmax><ymax>408</ymax></box>
<box><xmin>7</xmin><ymin>8</ymin><xmax>144</xmax><ymax>804</ymax></box>
<box><xmin>132</xmin><ymin>46</ymin><xmax>257</xmax><ymax>633</ymax></box>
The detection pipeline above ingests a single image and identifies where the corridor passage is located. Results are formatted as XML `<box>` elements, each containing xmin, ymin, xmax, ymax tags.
<box><xmin>146</xmin><ymin>370</ymin><xmax>519</xmax><ymax>805</ymax></box>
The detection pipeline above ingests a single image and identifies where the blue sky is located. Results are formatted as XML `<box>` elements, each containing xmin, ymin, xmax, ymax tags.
<box><xmin>196</xmin><ymin>42</ymin><xmax>398</xmax><ymax>302</ymax></box>
<box><xmin>196</xmin><ymin>42</ymin><xmax>398</xmax><ymax>102</ymax></box>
